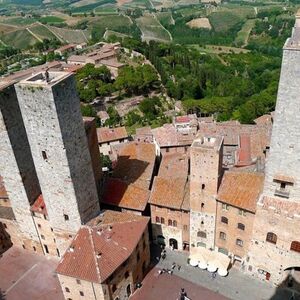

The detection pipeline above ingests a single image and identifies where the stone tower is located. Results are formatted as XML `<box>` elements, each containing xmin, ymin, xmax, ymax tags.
<box><xmin>0</xmin><ymin>82</ymin><xmax>42</xmax><ymax>250</ymax></box>
<box><xmin>15</xmin><ymin>72</ymin><xmax>100</xmax><ymax>253</ymax></box>
<box><xmin>247</xmin><ymin>21</ymin><xmax>300</xmax><ymax>284</ymax></box>
<box><xmin>190</xmin><ymin>136</ymin><xmax>223</xmax><ymax>251</ymax></box>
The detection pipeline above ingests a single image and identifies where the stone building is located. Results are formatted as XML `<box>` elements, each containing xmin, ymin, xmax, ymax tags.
<box><xmin>189</xmin><ymin>135</ymin><xmax>223</xmax><ymax>252</ymax></box>
<box><xmin>15</xmin><ymin>72</ymin><xmax>100</xmax><ymax>254</ymax></box>
<box><xmin>83</xmin><ymin>117</ymin><xmax>102</xmax><ymax>195</ymax></box>
<box><xmin>149</xmin><ymin>152</ymin><xmax>190</xmax><ymax>251</ymax></box>
<box><xmin>101</xmin><ymin>142</ymin><xmax>157</xmax><ymax>215</ymax></box>
<box><xmin>215</xmin><ymin>172</ymin><xmax>264</xmax><ymax>264</ymax></box>
<box><xmin>0</xmin><ymin>82</ymin><xmax>43</xmax><ymax>252</ymax></box>
<box><xmin>56</xmin><ymin>210</ymin><xmax>150</xmax><ymax>300</ymax></box>
<box><xmin>247</xmin><ymin>21</ymin><xmax>300</xmax><ymax>285</ymax></box>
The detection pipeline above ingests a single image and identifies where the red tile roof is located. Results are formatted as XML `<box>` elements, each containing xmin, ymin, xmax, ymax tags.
<box><xmin>97</xmin><ymin>127</ymin><xmax>128</xmax><ymax>144</ymax></box>
<box><xmin>56</xmin><ymin>211</ymin><xmax>149</xmax><ymax>283</ymax></box>
<box><xmin>236</xmin><ymin>134</ymin><xmax>253</xmax><ymax>167</ymax></box>
<box><xmin>30</xmin><ymin>194</ymin><xmax>47</xmax><ymax>216</ymax></box>
<box><xmin>0</xmin><ymin>176</ymin><xmax>8</xmax><ymax>199</ymax></box>
<box><xmin>217</xmin><ymin>171</ymin><xmax>264</xmax><ymax>213</ymax></box>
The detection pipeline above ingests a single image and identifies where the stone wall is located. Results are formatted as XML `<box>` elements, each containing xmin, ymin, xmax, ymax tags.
<box><xmin>16</xmin><ymin>73</ymin><xmax>100</xmax><ymax>254</ymax></box>
<box><xmin>0</xmin><ymin>84</ymin><xmax>41</xmax><ymax>243</ymax></box>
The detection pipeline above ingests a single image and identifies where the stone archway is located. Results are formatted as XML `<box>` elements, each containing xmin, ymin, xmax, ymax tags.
<box><xmin>169</xmin><ymin>238</ymin><xmax>178</xmax><ymax>250</ymax></box>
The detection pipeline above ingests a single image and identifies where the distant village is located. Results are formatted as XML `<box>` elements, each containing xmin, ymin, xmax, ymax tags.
<box><xmin>0</xmin><ymin>20</ymin><xmax>299</xmax><ymax>300</ymax></box>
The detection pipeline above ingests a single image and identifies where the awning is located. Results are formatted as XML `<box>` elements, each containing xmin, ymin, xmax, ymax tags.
<box><xmin>218</xmin><ymin>268</ymin><xmax>228</xmax><ymax>277</ymax></box>
<box><xmin>198</xmin><ymin>261</ymin><xmax>207</xmax><ymax>269</ymax></box>
<box><xmin>189</xmin><ymin>259</ymin><xmax>198</xmax><ymax>267</ymax></box>
<box><xmin>207</xmin><ymin>263</ymin><xmax>218</xmax><ymax>273</ymax></box>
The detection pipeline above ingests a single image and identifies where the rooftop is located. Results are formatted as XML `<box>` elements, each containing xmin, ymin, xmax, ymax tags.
<box><xmin>56</xmin><ymin>210</ymin><xmax>149</xmax><ymax>284</ymax></box>
<box><xmin>285</xmin><ymin>19</ymin><xmax>300</xmax><ymax>49</ymax></box>
<box><xmin>18</xmin><ymin>71</ymin><xmax>71</xmax><ymax>87</ymax></box>
<box><xmin>0</xmin><ymin>176</ymin><xmax>8</xmax><ymax>199</ymax></box>
<box><xmin>217</xmin><ymin>171</ymin><xmax>264</xmax><ymax>213</ymax></box>
<box><xmin>30</xmin><ymin>194</ymin><xmax>47</xmax><ymax>216</ymax></box>
<box><xmin>97</xmin><ymin>126</ymin><xmax>128</xmax><ymax>144</ymax></box>
<box><xmin>192</xmin><ymin>135</ymin><xmax>223</xmax><ymax>150</ymax></box>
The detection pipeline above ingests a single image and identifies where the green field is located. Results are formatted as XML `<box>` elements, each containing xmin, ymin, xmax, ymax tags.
<box><xmin>234</xmin><ymin>19</ymin><xmax>256</xmax><ymax>47</ymax></box>
<box><xmin>136</xmin><ymin>14</ymin><xmax>172</xmax><ymax>42</ymax></box>
<box><xmin>156</xmin><ymin>12</ymin><xmax>174</xmax><ymax>26</ymax></box>
<box><xmin>0</xmin><ymin>28</ymin><xmax>38</xmax><ymax>48</ymax></box>
<box><xmin>3</xmin><ymin>17</ymin><xmax>37</xmax><ymax>26</ymax></box>
<box><xmin>39</xmin><ymin>16</ymin><xmax>65</xmax><ymax>23</ymax></box>
<box><xmin>94</xmin><ymin>4</ymin><xmax>117</xmax><ymax>14</ymax></box>
<box><xmin>47</xmin><ymin>26</ymin><xmax>90</xmax><ymax>43</ymax></box>
<box><xmin>29</xmin><ymin>24</ymin><xmax>57</xmax><ymax>40</ymax></box>
<box><xmin>209</xmin><ymin>11</ymin><xmax>244</xmax><ymax>32</ymax></box>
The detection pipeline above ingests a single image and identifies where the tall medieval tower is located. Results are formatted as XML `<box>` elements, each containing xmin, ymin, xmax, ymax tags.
<box><xmin>0</xmin><ymin>83</ymin><xmax>42</xmax><ymax>250</ymax></box>
<box><xmin>247</xmin><ymin>21</ymin><xmax>300</xmax><ymax>284</ymax></box>
<box><xmin>190</xmin><ymin>136</ymin><xmax>223</xmax><ymax>251</ymax></box>
<box><xmin>15</xmin><ymin>72</ymin><xmax>100</xmax><ymax>253</ymax></box>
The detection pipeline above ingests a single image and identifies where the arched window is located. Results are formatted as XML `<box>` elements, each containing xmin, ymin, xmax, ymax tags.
<box><xmin>236</xmin><ymin>239</ymin><xmax>243</xmax><ymax>247</ymax></box>
<box><xmin>221</xmin><ymin>216</ymin><xmax>228</xmax><ymax>224</ymax></box>
<box><xmin>168</xmin><ymin>219</ymin><xmax>172</xmax><ymax>226</ymax></box>
<box><xmin>161</xmin><ymin>217</ymin><xmax>165</xmax><ymax>224</ymax></box>
<box><xmin>173</xmin><ymin>220</ymin><xmax>177</xmax><ymax>227</ymax></box>
<box><xmin>266</xmin><ymin>232</ymin><xmax>277</xmax><ymax>244</ymax></box>
<box><xmin>201</xmin><ymin>184</ymin><xmax>205</xmax><ymax>190</ymax></box>
<box><xmin>237</xmin><ymin>223</ymin><xmax>245</xmax><ymax>231</ymax></box>
<box><xmin>197</xmin><ymin>231</ymin><xmax>207</xmax><ymax>238</ymax></box>
<box><xmin>290</xmin><ymin>241</ymin><xmax>300</xmax><ymax>253</ymax></box>
<box><xmin>219</xmin><ymin>232</ymin><xmax>226</xmax><ymax>240</ymax></box>
<box><xmin>155</xmin><ymin>216</ymin><xmax>160</xmax><ymax>223</ymax></box>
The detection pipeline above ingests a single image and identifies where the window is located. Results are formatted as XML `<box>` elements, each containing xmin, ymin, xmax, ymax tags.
<box><xmin>221</xmin><ymin>216</ymin><xmax>228</xmax><ymax>224</ymax></box>
<box><xmin>183</xmin><ymin>225</ymin><xmax>188</xmax><ymax>231</ymax></box>
<box><xmin>79</xmin><ymin>291</ymin><xmax>84</xmax><ymax>296</ymax></box>
<box><xmin>57</xmin><ymin>249</ymin><xmax>60</xmax><ymax>257</ymax></box>
<box><xmin>238</xmin><ymin>223</ymin><xmax>245</xmax><ymax>231</ymax></box>
<box><xmin>42</xmin><ymin>151</ymin><xmax>47</xmax><ymax>160</ymax></box>
<box><xmin>168</xmin><ymin>219</ymin><xmax>172</xmax><ymax>226</ymax></box>
<box><xmin>166</xmin><ymin>148</ymin><xmax>169</xmax><ymax>153</ymax></box>
<box><xmin>41</xmin><ymin>235</ymin><xmax>45</xmax><ymax>240</ymax></box>
<box><xmin>44</xmin><ymin>244</ymin><xmax>49</xmax><ymax>254</ymax></box>
<box><xmin>33</xmin><ymin>246</ymin><xmax>36</xmax><ymax>251</ymax></box>
<box><xmin>266</xmin><ymin>232</ymin><xmax>277</xmax><ymax>244</ymax></box>
<box><xmin>222</xmin><ymin>203</ymin><xmax>229</xmax><ymax>211</ymax></box>
<box><xmin>155</xmin><ymin>216</ymin><xmax>160</xmax><ymax>223</ymax></box>
<box><xmin>38</xmin><ymin>224</ymin><xmax>41</xmax><ymax>228</ymax></box>
<box><xmin>76</xmin><ymin>279</ymin><xmax>81</xmax><ymax>285</ymax></box>
<box><xmin>238</xmin><ymin>209</ymin><xmax>246</xmax><ymax>216</ymax></box>
<box><xmin>280</xmin><ymin>182</ymin><xmax>286</xmax><ymax>190</ymax></box>
<box><xmin>64</xmin><ymin>214</ymin><xmax>69</xmax><ymax>221</ymax></box>
<box><xmin>173</xmin><ymin>220</ymin><xmax>177</xmax><ymax>227</ymax></box>
<box><xmin>161</xmin><ymin>217</ymin><xmax>165</xmax><ymax>224</ymax></box>
<box><xmin>197</xmin><ymin>231</ymin><xmax>206</xmax><ymax>238</ymax></box>
<box><xmin>219</xmin><ymin>232</ymin><xmax>226</xmax><ymax>240</ymax></box>
<box><xmin>201</xmin><ymin>184</ymin><xmax>205</xmax><ymax>190</ymax></box>
<box><xmin>22</xmin><ymin>244</ymin><xmax>25</xmax><ymax>249</ymax></box>
<box><xmin>112</xmin><ymin>284</ymin><xmax>117</xmax><ymax>293</ymax></box>
<box><xmin>290</xmin><ymin>241</ymin><xmax>300</xmax><ymax>253</ymax></box>
<box><xmin>65</xmin><ymin>287</ymin><xmax>70</xmax><ymax>293</ymax></box>
<box><xmin>125</xmin><ymin>271</ymin><xmax>129</xmax><ymax>279</ymax></box>
<box><xmin>197</xmin><ymin>242</ymin><xmax>206</xmax><ymax>248</ymax></box>
<box><xmin>51</xmin><ymin>228</ymin><xmax>54</xmax><ymax>232</ymax></box>
<box><xmin>201</xmin><ymin>203</ymin><xmax>204</xmax><ymax>209</ymax></box>
<box><xmin>236</xmin><ymin>239</ymin><xmax>243</xmax><ymax>247</ymax></box>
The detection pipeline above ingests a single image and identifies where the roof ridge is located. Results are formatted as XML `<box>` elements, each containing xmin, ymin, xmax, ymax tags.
<box><xmin>88</xmin><ymin>227</ymin><xmax>101</xmax><ymax>283</ymax></box>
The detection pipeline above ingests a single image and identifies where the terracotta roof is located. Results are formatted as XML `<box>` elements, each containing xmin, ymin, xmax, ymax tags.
<box><xmin>30</xmin><ymin>194</ymin><xmax>47</xmax><ymax>216</ymax></box>
<box><xmin>235</xmin><ymin>134</ymin><xmax>254</xmax><ymax>167</ymax></box>
<box><xmin>150</xmin><ymin>153</ymin><xmax>189</xmax><ymax>210</ymax></box>
<box><xmin>217</xmin><ymin>171</ymin><xmax>264</xmax><ymax>213</ymax></box>
<box><xmin>135</xmin><ymin>126</ymin><xmax>152</xmax><ymax>136</ymax></box>
<box><xmin>0</xmin><ymin>206</ymin><xmax>15</xmax><ymax>220</ymax></box>
<box><xmin>97</xmin><ymin>127</ymin><xmax>128</xmax><ymax>144</ymax></box>
<box><xmin>0</xmin><ymin>176</ymin><xmax>8</xmax><ymax>199</ymax></box>
<box><xmin>102</xmin><ymin>178</ymin><xmax>150</xmax><ymax>211</ymax></box>
<box><xmin>150</xmin><ymin>177</ymin><xmax>187</xmax><ymax>209</ymax></box>
<box><xmin>55</xmin><ymin>44</ymin><xmax>75</xmax><ymax>53</ymax></box>
<box><xmin>56</xmin><ymin>211</ymin><xmax>149</xmax><ymax>283</ymax></box>
<box><xmin>175</xmin><ymin>116</ymin><xmax>191</xmax><ymax>123</ymax></box>
<box><xmin>102</xmin><ymin>143</ymin><xmax>156</xmax><ymax>211</ymax></box>
<box><xmin>67</xmin><ymin>55</ymin><xmax>87</xmax><ymax>63</ymax></box>
<box><xmin>254</xmin><ymin>114</ymin><xmax>273</xmax><ymax>126</ymax></box>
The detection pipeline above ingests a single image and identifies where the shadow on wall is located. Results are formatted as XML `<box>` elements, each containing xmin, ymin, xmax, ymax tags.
<box><xmin>0</xmin><ymin>289</ymin><xmax>6</xmax><ymax>300</ymax></box>
<box><xmin>269</xmin><ymin>269</ymin><xmax>300</xmax><ymax>300</ymax></box>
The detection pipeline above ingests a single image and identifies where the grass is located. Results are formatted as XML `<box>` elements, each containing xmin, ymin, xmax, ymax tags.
<box><xmin>104</xmin><ymin>29</ymin><xmax>131</xmax><ymax>39</ymax></box>
<box><xmin>29</xmin><ymin>24</ymin><xmax>57</xmax><ymax>40</ymax></box>
<box><xmin>156</xmin><ymin>12</ymin><xmax>174</xmax><ymax>26</ymax></box>
<box><xmin>209</xmin><ymin>11</ymin><xmax>244</xmax><ymax>32</ymax></box>
<box><xmin>234</xmin><ymin>19</ymin><xmax>256</xmax><ymax>47</ymax></box>
<box><xmin>39</xmin><ymin>16</ymin><xmax>65</xmax><ymax>23</ymax></box>
<box><xmin>47</xmin><ymin>26</ymin><xmax>90</xmax><ymax>43</ymax></box>
<box><xmin>0</xmin><ymin>28</ymin><xmax>38</xmax><ymax>48</ymax></box>
<box><xmin>2</xmin><ymin>17</ymin><xmax>37</xmax><ymax>26</ymax></box>
<box><xmin>94</xmin><ymin>4</ymin><xmax>117</xmax><ymax>14</ymax></box>
<box><xmin>136</xmin><ymin>14</ymin><xmax>172</xmax><ymax>42</ymax></box>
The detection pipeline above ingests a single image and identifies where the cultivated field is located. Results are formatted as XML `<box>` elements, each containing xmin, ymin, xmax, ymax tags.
<box><xmin>47</xmin><ymin>26</ymin><xmax>90</xmax><ymax>43</ymax></box>
<box><xmin>29</xmin><ymin>24</ymin><xmax>57</xmax><ymax>40</ymax></box>
<box><xmin>0</xmin><ymin>28</ymin><xmax>38</xmax><ymax>48</ymax></box>
<box><xmin>209</xmin><ymin>11</ymin><xmax>243</xmax><ymax>32</ymax></box>
<box><xmin>156</xmin><ymin>12</ymin><xmax>175</xmax><ymax>25</ymax></box>
<box><xmin>136</xmin><ymin>14</ymin><xmax>172</xmax><ymax>42</ymax></box>
<box><xmin>234</xmin><ymin>19</ymin><xmax>256</xmax><ymax>47</ymax></box>
<box><xmin>186</xmin><ymin>17</ymin><xmax>211</xmax><ymax>29</ymax></box>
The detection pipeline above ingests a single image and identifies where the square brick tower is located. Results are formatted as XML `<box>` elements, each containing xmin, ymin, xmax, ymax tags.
<box><xmin>190</xmin><ymin>136</ymin><xmax>223</xmax><ymax>252</ymax></box>
<box><xmin>247</xmin><ymin>21</ymin><xmax>300</xmax><ymax>284</ymax></box>
<box><xmin>0</xmin><ymin>82</ymin><xmax>42</xmax><ymax>251</ymax></box>
<box><xmin>15</xmin><ymin>72</ymin><xmax>100</xmax><ymax>254</ymax></box>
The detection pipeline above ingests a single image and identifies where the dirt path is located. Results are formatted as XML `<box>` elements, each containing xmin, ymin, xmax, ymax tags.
<box><xmin>26</xmin><ymin>27</ymin><xmax>43</xmax><ymax>43</ymax></box>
